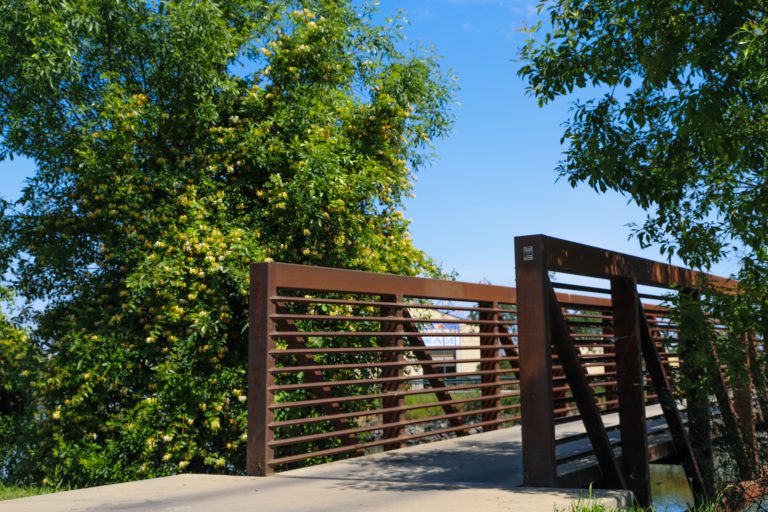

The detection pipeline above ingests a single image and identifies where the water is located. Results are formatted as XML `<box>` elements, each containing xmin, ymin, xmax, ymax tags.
<box><xmin>651</xmin><ymin>464</ymin><xmax>694</xmax><ymax>512</ymax></box>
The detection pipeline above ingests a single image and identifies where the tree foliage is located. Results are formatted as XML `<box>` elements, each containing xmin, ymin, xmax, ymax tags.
<box><xmin>521</xmin><ymin>3</ymin><xmax>768</xmax><ymax>493</ymax></box>
<box><xmin>520</xmin><ymin>1</ymin><xmax>768</xmax><ymax>272</ymax></box>
<box><xmin>0</xmin><ymin>290</ymin><xmax>39</xmax><ymax>483</ymax></box>
<box><xmin>0</xmin><ymin>0</ymin><xmax>454</xmax><ymax>486</ymax></box>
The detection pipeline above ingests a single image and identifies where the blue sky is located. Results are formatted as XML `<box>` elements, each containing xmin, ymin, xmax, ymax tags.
<box><xmin>387</xmin><ymin>0</ymin><xmax>740</xmax><ymax>284</ymax></box>
<box><xmin>0</xmin><ymin>0</ymin><xmax>741</xmax><ymax>288</ymax></box>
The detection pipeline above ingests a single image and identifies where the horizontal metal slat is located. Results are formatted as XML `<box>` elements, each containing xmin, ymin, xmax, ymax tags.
<box><xmin>269</xmin><ymin>355</ymin><xmax>518</xmax><ymax>374</ymax></box>
<box><xmin>269</xmin><ymin>381</ymin><xmax>521</xmax><ymax>411</ymax></box>
<box><xmin>268</xmin><ymin>391</ymin><xmax>518</xmax><ymax>429</ymax></box>
<box><xmin>268</xmin><ymin>402</ymin><xmax>522</xmax><ymax>449</ymax></box>
<box><xmin>268</xmin><ymin>414</ymin><xmax>521</xmax><ymax>467</ymax></box>
<box><xmin>269</xmin><ymin>368</ymin><xmax>519</xmax><ymax>392</ymax></box>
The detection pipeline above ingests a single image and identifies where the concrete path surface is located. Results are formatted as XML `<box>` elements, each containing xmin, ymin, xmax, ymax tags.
<box><xmin>0</xmin><ymin>410</ymin><xmax>649</xmax><ymax>512</ymax></box>
<box><xmin>0</xmin><ymin>473</ymin><xmax>630</xmax><ymax>512</ymax></box>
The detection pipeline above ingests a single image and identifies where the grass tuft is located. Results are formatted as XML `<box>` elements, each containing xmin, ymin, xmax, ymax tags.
<box><xmin>0</xmin><ymin>482</ymin><xmax>54</xmax><ymax>501</ymax></box>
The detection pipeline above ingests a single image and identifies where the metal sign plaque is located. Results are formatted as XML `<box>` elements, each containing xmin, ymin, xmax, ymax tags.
<box><xmin>523</xmin><ymin>245</ymin><xmax>534</xmax><ymax>261</ymax></box>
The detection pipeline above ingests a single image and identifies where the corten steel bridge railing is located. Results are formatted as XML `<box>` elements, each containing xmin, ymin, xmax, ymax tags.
<box><xmin>514</xmin><ymin>234</ymin><xmax>760</xmax><ymax>507</ymax></box>
<box><xmin>246</xmin><ymin>260</ymin><xmax>681</xmax><ymax>477</ymax></box>
<box><xmin>247</xmin><ymin>262</ymin><xmax>518</xmax><ymax>476</ymax></box>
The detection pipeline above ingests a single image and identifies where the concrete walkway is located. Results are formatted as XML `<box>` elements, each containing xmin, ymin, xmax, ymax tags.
<box><xmin>0</xmin><ymin>409</ymin><xmax>659</xmax><ymax>512</ymax></box>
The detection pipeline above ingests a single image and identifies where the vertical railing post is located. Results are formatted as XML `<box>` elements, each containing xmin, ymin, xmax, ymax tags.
<box><xmin>610</xmin><ymin>276</ymin><xmax>651</xmax><ymax>506</ymax></box>
<box><xmin>380</xmin><ymin>294</ymin><xmax>405</xmax><ymax>450</ymax></box>
<box><xmin>248</xmin><ymin>262</ymin><xmax>277</xmax><ymax>476</ymax></box>
<box><xmin>515</xmin><ymin>235</ymin><xmax>557</xmax><ymax>487</ymax></box>
<box><xmin>480</xmin><ymin>301</ymin><xmax>501</xmax><ymax>429</ymax></box>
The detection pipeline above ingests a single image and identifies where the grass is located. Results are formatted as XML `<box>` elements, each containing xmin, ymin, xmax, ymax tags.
<box><xmin>562</xmin><ymin>499</ymin><xmax>722</xmax><ymax>512</ymax></box>
<box><xmin>563</xmin><ymin>502</ymin><xmax>624</xmax><ymax>512</ymax></box>
<box><xmin>402</xmin><ymin>390</ymin><xmax>520</xmax><ymax>421</ymax></box>
<box><xmin>0</xmin><ymin>482</ymin><xmax>54</xmax><ymax>501</ymax></box>
<box><xmin>404</xmin><ymin>393</ymin><xmax>454</xmax><ymax>420</ymax></box>
<box><xmin>562</xmin><ymin>499</ymin><xmax>654</xmax><ymax>512</ymax></box>
<box><xmin>403</xmin><ymin>391</ymin><xmax>481</xmax><ymax>420</ymax></box>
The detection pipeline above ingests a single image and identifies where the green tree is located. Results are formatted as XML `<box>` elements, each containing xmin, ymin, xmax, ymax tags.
<box><xmin>0</xmin><ymin>290</ymin><xmax>39</xmax><ymax>484</ymax></box>
<box><xmin>519</xmin><ymin>1</ymin><xmax>768</xmax><ymax>273</ymax></box>
<box><xmin>520</xmin><ymin>2</ymin><xmax>768</xmax><ymax>491</ymax></box>
<box><xmin>0</xmin><ymin>0</ymin><xmax>454</xmax><ymax>486</ymax></box>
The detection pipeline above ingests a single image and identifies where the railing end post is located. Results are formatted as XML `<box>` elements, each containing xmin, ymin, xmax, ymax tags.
<box><xmin>247</xmin><ymin>262</ymin><xmax>276</xmax><ymax>477</ymax></box>
<box><xmin>515</xmin><ymin>236</ymin><xmax>557</xmax><ymax>487</ymax></box>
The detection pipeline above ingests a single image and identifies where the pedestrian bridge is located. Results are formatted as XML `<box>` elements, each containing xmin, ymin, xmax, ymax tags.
<box><xmin>243</xmin><ymin>235</ymin><xmax>752</xmax><ymax>507</ymax></box>
<box><xmin>5</xmin><ymin>235</ymin><xmax>761</xmax><ymax>511</ymax></box>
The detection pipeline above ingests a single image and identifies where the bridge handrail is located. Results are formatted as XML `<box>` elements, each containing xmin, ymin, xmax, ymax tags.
<box><xmin>514</xmin><ymin>234</ymin><xmax>752</xmax><ymax>506</ymax></box>
<box><xmin>518</xmin><ymin>234</ymin><xmax>736</xmax><ymax>291</ymax></box>
<box><xmin>247</xmin><ymin>261</ymin><xmax>671</xmax><ymax>476</ymax></box>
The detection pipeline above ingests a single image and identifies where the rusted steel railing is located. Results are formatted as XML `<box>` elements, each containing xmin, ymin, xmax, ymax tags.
<box><xmin>247</xmin><ymin>260</ymin><xmax>679</xmax><ymax>477</ymax></box>
<box><xmin>247</xmin><ymin>262</ymin><xmax>520</xmax><ymax>476</ymax></box>
<box><xmin>246</xmin><ymin>237</ymin><xmax>764</xmax><ymax>507</ymax></box>
<box><xmin>515</xmin><ymin>234</ymin><xmax>742</xmax><ymax>506</ymax></box>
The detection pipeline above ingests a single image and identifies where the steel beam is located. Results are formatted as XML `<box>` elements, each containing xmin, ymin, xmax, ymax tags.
<box><xmin>610</xmin><ymin>276</ymin><xmax>650</xmax><ymax>506</ymax></box>
<box><xmin>248</xmin><ymin>263</ymin><xmax>277</xmax><ymax>476</ymax></box>
<box><xmin>516</xmin><ymin>236</ymin><xmax>557</xmax><ymax>487</ymax></box>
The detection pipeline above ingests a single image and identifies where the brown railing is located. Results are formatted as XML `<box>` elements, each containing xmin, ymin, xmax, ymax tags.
<box><xmin>246</xmin><ymin>263</ymin><xmax>520</xmax><ymax>476</ymax></box>
<box><xmin>515</xmin><ymin>234</ymin><xmax>743</xmax><ymax>506</ymax></box>
<box><xmin>245</xmin><ymin>237</ymin><xmax>767</xmax><ymax>509</ymax></box>
<box><xmin>246</xmin><ymin>260</ymin><xmax>680</xmax><ymax>477</ymax></box>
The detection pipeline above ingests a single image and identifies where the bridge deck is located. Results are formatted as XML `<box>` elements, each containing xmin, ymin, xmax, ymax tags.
<box><xmin>1</xmin><ymin>407</ymin><xmax>673</xmax><ymax>512</ymax></box>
